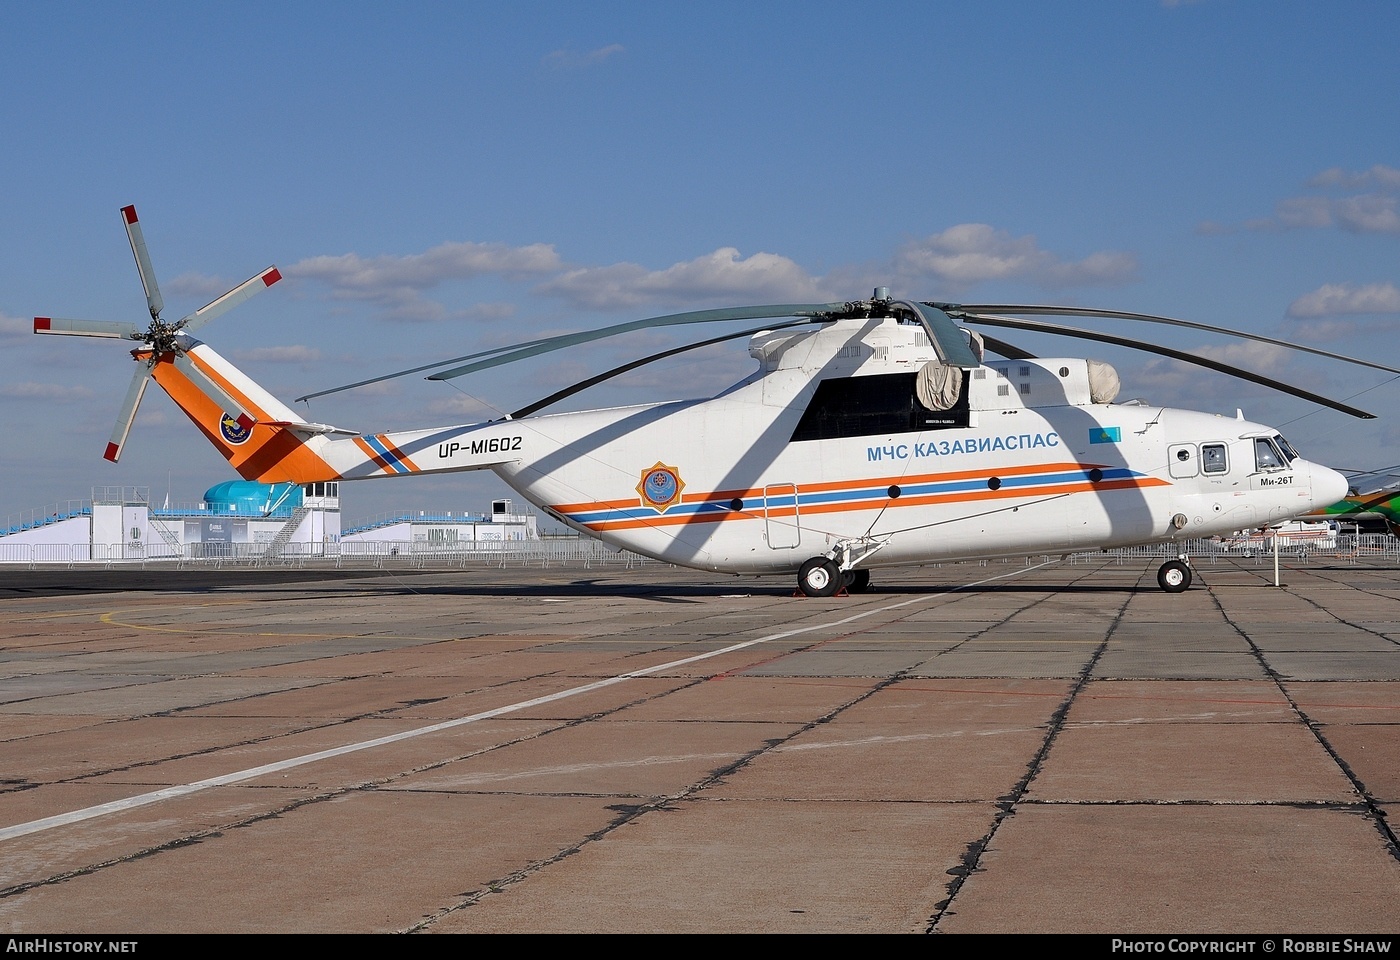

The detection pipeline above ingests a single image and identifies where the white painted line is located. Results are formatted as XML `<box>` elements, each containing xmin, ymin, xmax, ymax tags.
<box><xmin>0</xmin><ymin>563</ymin><xmax>1049</xmax><ymax>843</ymax></box>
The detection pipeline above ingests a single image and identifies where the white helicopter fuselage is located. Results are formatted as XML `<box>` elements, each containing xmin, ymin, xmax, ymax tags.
<box><xmin>327</xmin><ymin>316</ymin><xmax>1346</xmax><ymax>576</ymax></box>
<box><xmin>35</xmin><ymin>206</ymin><xmax>1363</xmax><ymax>595</ymax></box>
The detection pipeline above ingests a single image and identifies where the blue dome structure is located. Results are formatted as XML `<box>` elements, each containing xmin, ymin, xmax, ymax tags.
<box><xmin>202</xmin><ymin>480</ymin><xmax>303</xmax><ymax>516</ymax></box>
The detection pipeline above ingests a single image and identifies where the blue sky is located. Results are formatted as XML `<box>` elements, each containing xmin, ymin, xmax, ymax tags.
<box><xmin>3</xmin><ymin>1</ymin><xmax>1398</xmax><ymax>523</ymax></box>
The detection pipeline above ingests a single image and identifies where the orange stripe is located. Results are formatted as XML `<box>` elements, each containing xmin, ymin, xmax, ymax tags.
<box><xmin>581</xmin><ymin>477</ymin><xmax>1171</xmax><ymax>531</ymax></box>
<box><xmin>559</xmin><ymin>462</ymin><xmax>1131</xmax><ymax>516</ymax></box>
<box><xmin>150</xmin><ymin>354</ymin><xmax>338</xmax><ymax>482</ymax></box>
<box><xmin>353</xmin><ymin>436</ymin><xmax>398</xmax><ymax>474</ymax></box>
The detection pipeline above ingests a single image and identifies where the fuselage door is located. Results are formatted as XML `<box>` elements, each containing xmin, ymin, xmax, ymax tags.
<box><xmin>1168</xmin><ymin>443</ymin><xmax>1199</xmax><ymax>479</ymax></box>
<box><xmin>764</xmin><ymin>483</ymin><xmax>800</xmax><ymax>549</ymax></box>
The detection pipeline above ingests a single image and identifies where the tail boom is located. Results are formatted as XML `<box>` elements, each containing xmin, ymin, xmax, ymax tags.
<box><xmin>148</xmin><ymin>341</ymin><xmax>525</xmax><ymax>485</ymax></box>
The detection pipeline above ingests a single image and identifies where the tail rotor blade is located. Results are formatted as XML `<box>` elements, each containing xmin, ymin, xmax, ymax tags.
<box><xmin>176</xmin><ymin>266</ymin><xmax>282</xmax><ymax>334</ymax></box>
<box><xmin>105</xmin><ymin>367</ymin><xmax>152</xmax><ymax>462</ymax></box>
<box><xmin>121</xmin><ymin>205</ymin><xmax>165</xmax><ymax>321</ymax></box>
<box><xmin>170</xmin><ymin>352</ymin><xmax>256</xmax><ymax>429</ymax></box>
<box><xmin>34</xmin><ymin>317</ymin><xmax>142</xmax><ymax>340</ymax></box>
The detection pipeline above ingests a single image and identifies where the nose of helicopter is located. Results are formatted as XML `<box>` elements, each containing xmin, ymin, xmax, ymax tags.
<box><xmin>1310</xmin><ymin>462</ymin><xmax>1350</xmax><ymax>510</ymax></box>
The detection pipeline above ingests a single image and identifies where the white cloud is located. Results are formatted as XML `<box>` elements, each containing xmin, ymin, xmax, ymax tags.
<box><xmin>539</xmin><ymin>247</ymin><xmax>825</xmax><ymax>311</ymax></box>
<box><xmin>1196</xmin><ymin>340</ymin><xmax>1291</xmax><ymax>373</ymax></box>
<box><xmin>1234</xmin><ymin>166</ymin><xmax>1400</xmax><ymax>235</ymax></box>
<box><xmin>287</xmin><ymin>224</ymin><xmax>1139</xmax><ymax>322</ymax></box>
<box><xmin>423</xmin><ymin>393</ymin><xmax>504</xmax><ymax>420</ymax></box>
<box><xmin>1306</xmin><ymin>165</ymin><xmax>1400</xmax><ymax>190</ymax></box>
<box><xmin>0</xmin><ymin>312</ymin><xmax>31</xmax><ymax>342</ymax></box>
<box><xmin>1287</xmin><ymin>317</ymin><xmax>1363</xmax><ymax>341</ymax></box>
<box><xmin>230</xmin><ymin>345</ymin><xmax>324</xmax><ymax>363</ymax></box>
<box><xmin>290</xmin><ymin>241</ymin><xmax>562</xmax><ymax>293</ymax></box>
<box><xmin>1127</xmin><ymin>340</ymin><xmax>1301</xmax><ymax>411</ymax></box>
<box><xmin>167</xmin><ymin>272</ymin><xmax>240</xmax><ymax>300</ymax></box>
<box><xmin>544</xmin><ymin>44</ymin><xmax>624</xmax><ymax>69</ymax></box>
<box><xmin>0</xmin><ymin>381</ymin><xmax>95</xmax><ymax>401</ymax></box>
<box><xmin>286</xmin><ymin>241</ymin><xmax>560</xmax><ymax>322</ymax></box>
<box><xmin>1287</xmin><ymin>282</ymin><xmax>1400</xmax><ymax>318</ymax></box>
<box><xmin>893</xmin><ymin>224</ymin><xmax>1137</xmax><ymax>290</ymax></box>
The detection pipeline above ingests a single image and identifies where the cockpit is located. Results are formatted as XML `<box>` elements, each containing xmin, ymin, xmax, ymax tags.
<box><xmin>1255</xmin><ymin>434</ymin><xmax>1298</xmax><ymax>472</ymax></box>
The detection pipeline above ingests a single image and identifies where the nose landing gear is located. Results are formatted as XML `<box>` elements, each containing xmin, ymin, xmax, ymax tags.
<box><xmin>796</xmin><ymin>538</ymin><xmax>888</xmax><ymax>597</ymax></box>
<box><xmin>1157</xmin><ymin>556</ymin><xmax>1193</xmax><ymax>592</ymax></box>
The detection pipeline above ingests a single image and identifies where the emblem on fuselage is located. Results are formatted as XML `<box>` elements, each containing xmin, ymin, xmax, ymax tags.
<box><xmin>219</xmin><ymin>413</ymin><xmax>251</xmax><ymax>445</ymax></box>
<box><xmin>637</xmin><ymin>462</ymin><xmax>685</xmax><ymax>513</ymax></box>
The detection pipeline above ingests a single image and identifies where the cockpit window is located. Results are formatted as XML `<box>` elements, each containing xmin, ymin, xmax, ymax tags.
<box><xmin>1202</xmin><ymin>443</ymin><xmax>1228</xmax><ymax>474</ymax></box>
<box><xmin>1274</xmin><ymin>435</ymin><xmax>1299</xmax><ymax>462</ymax></box>
<box><xmin>1254</xmin><ymin>437</ymin><xmax>1286</xmax><ymax>471</ymax></box>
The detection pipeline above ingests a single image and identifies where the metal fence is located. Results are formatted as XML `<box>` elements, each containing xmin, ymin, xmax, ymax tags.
<box><xmin>0</xmin><ymin>536</ymin><xmax>649</xmax><ymax>570</ymax></box>
<box><xmin>1062</xmin><ymin>534</ymin><xmax>1400</xmax><ymax>567</ymax></box>
<box><xmin>1</xmin><ymin>534</ymin><xmax>1398</xmax><ymax>571</ymax></box>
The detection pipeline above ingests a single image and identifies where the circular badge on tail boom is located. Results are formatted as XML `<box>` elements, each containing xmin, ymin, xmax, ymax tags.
<box><xmin>637</xmin><ymin>462</ymin><xmax>685</xmax><ymax>513</ymax></box>
<box><xmin>219</xmin><ymin>412</ymin><xmax>252</xmax><ymax>445</ymax></box>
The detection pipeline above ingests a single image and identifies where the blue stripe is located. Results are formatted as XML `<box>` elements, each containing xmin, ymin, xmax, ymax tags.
<box><xmin>563</xmin><ymin>467</ymin><xmax>1154</xmax><ymax>525</ymax></box>
<box><xmin>363</xmin><ymin>435</ymin><xmax>408</xmax><ymax>474</ymax></box>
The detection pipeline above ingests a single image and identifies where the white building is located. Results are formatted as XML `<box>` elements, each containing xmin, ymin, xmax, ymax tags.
<box><xmin>0</xmin><ymin>483</ymin><xmax>538</xmax><ymax>562</ymax></box>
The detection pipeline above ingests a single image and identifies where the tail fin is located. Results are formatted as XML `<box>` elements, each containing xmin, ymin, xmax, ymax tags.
<box><xmin>147</xmin><ymin>338</ymin><xmax>342</xmax><ymax>484</ymax></box>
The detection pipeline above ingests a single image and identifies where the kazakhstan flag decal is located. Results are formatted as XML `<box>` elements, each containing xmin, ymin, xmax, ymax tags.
<box><xmin>1089</xmin><ymin>426</ymin><xmax>1121</xmax><ymax>444</ymax></box>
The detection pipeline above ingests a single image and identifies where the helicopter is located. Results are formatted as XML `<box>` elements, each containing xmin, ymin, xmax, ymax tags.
<box><xmin>1300</xmin><ymin>469</ymin><xmax>1400</xmax><ymax>537</ymax></box>
<box><xmin>35</xmin><ymin>206</ymin><xmax>1391</xmax><ymax>596</ymax></box>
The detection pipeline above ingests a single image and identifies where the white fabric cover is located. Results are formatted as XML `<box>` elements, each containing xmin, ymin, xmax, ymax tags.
<box><xmin>916</xmin><ymin>360</ymin><xmax>964</xmax><ymax>411</ymax></box>
<box><xmin>1087</xmin><ymin>359</ymin><xmax>1120</xmax><ymax>404</ymax></box>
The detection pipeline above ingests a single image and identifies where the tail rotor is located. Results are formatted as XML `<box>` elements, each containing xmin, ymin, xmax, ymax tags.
<box><xmin>34</xmin><ymin>205</ymin><xmax>281</xmax><ymax>461</ymax></box>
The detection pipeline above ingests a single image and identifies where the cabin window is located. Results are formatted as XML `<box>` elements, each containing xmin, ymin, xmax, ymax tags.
<box><xmin>1254</xmin><ymin>437</ymin><xmax>1286</xmax><ymax>471</ymax></box>
<box><xmin>1202</xmin><ymin>443</ymin><xmax>1228</xmax><ymax>474</ymax></box>
<box><xmin>790</xmin><ymin>371</ymin><xmax>969</xmax><ymax>442</ymax></box>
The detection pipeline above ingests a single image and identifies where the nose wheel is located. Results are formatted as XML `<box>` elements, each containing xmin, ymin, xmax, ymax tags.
<box><xmin>798</xmin><ymin>557</ymin><xmax>842</xmax><ymax>597</ymax></box>
<box><xmin>797</xmin><ymin>558</ymin><xmax>873</xmax><ymax>597</ymax></box>
<box><xmin>1157</xmin><ymin>558</ymin><xmax>1193</xmax><ymax>593</ymax></box>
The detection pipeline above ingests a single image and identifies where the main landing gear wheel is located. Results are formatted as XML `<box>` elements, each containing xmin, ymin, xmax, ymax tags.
<box><xmin>846</xmin><ymin>569</ymin><xmax>871</xmax><ymax>593</ymax></box>
<box><xmin>1157</xmin><ymin>559</ymin><xmax>1192</xmax><ymax>593</ymax></box>
<box><xmin>798</xmin><ymin>557</ymin><xmax>842</xmax><ymax>597</ymax></box>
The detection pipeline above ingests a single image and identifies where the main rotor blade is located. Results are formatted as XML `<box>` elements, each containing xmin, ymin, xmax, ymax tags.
<box><xmin>295</xmin><ymin>336</ymin><xmax>564</xmax><ymax>403</ymax></box>
<box><xmin>508</xmin><ymin>319</ymin><xmax>810</xmax><ymax>420</ymax></box>
<box><xmin>122</xmin><ymin>205</ymin><xmax>164</xmax><ymax>321</ymax></box>
<box><xmin>104</xmin><ymin>366</ymin><xmax>152</xmax><ymax>462</ymax></box>
<box><xmin>960</xmin><ymin>312</ymin><xmax>1376</xmax><ymax>419</ymax></box>
<box><xmin>34</xmin><ymin>317</ymin><xmax>142</xmax><ymax>339</ymax></box>
<box><xmin>977</xmin><ymin>333</ymin><xmax>1037</xmax><ymax>361</ymax></box>
<box><xmin>428</xmin><ymin>303</ymin><xmax>844</xmax><ymax>381</ymax></box>
<box><xmin>939</xmin><ymin>303</ymin><xmax>1400</xmax><ymax>377</ymax></box>
<box><xmin>891</xmin><ymin>300</ymin><xmax>981</xmax><ymax>368</ymax></box>
<box><xmin>175</xmin><ymin>266</ymin><xmax>282</xmax><ymax>334</ymax></box>
<box><xmin>170</xmin><ymin>352</ymin><xmax>257</xmax><ymax>428</ymax></box>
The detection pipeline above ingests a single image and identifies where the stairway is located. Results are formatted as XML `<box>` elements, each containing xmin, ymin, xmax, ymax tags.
<box><xmin>263</xmin><ymin>507</ymin><xmax>311</xmax><ymax>560</ymax></box>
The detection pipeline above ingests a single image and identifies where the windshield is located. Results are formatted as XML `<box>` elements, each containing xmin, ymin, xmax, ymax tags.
<box><xmin>1274</xmin><ymin>435</ymin><xmax>1300</xmax><ymax>462</ymax></box>
<box><xmin>1255</xmin><ymin>437</ymin><xmax>1286</xmax><ymax>471</ymax></box>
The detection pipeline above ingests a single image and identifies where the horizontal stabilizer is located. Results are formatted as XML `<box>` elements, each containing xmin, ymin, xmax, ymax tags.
<box><xmin>267</xmin><ymin>420</ymin><xmax>359</xmax><ymax>436</ymax></box>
